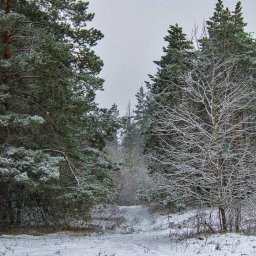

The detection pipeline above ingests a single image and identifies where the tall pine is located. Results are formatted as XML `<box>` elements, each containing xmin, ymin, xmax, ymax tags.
<box><xmin>0</xmin><ymin>0</ymin><xmax>116</xmax><ymax>229</ymax></box>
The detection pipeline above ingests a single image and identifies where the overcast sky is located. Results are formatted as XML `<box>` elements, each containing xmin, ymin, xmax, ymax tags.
<box><xmin>88</xmin><ymin>0</ymin><xmax>256</xmax><ymax>115</ymax></box>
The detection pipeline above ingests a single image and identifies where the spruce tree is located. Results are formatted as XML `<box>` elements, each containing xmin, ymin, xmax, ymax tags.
<box><xmin>147</xmin><ymin>24</ymin><xmax>194</xmax><ymax>105</ymax></box>
<box><xmin>145</xmin><ymin>24</ymin><xmax>194</xmax><ymax>174</ymax></box>
<box><xmin>121</xmin><ymin>102</ymin><xmax>137</xmax><ymax>154</ymax></box>
<box><xmin>134</xmin><ymin>86</ymin><xmax>148</xmax><ymax>148</ymax></box>
<box><xmin>201</xmin><ymin>0</ymin><xmax>254</xmax><ymax>66</ymax></box>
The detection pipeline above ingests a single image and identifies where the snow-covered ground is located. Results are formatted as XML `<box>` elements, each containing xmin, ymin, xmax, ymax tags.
<box><xmin>1</xmin><ymin>206</ymin><xmax>256</xmax><ymax>256</ymax></box>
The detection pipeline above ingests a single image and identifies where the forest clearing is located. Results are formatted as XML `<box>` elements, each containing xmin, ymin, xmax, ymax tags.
<box><xmin>1</xmin><ymin>0</ymin><xmax>256</xmax><ymax>255</ymax></box>
<box><xmin>2</xmin><ymin>205</ymin><xmax>256</xmax><ymax>256</ymax></box>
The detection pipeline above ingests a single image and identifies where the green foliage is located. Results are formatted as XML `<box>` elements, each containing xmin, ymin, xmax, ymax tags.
<box><xmin>0</xmin><ymin>147</ymin><xmax>63</xmax><ymax>185</ymax></box>
<box><xmin>0</xmin><ymin>0</ymin><xmax>117</xmax><ymax>228</ymax></box>
<box><xmin>121</xmin><ymin>88</ymin><xmax>149</xmax><ymax>156</ymax></box>
<box><xmin>144</xmin><ymin>1</ymin><xmax>256</xmax><ymax>217</ymax></box>
<box><xmin>134</xmin><ymin>87</ymin><xmax>149</xmax><ymax>144</ymax></box>
<box><xmin>145</xmin><ymin>24</ymin><xmax>195</xmax><ymax>175</ymax></box>
<box><xmin>201</xmin><ymin>0</ymin><xmax>255</xmax><ymax>64</ymax></box>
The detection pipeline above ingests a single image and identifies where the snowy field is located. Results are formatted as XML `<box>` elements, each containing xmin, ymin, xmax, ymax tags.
<box><xmin>1</xmin><ymin>206</ymin><xmax>256</xmax><ymax>256</ymax></box>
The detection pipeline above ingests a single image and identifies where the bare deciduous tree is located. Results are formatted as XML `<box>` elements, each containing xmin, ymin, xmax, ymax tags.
<box><xmin>152</xmin><ymin>57</ymin><xmax>256</xmax><ymax>232</ymax></box>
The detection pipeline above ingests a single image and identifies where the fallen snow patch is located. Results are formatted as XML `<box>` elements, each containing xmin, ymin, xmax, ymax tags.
<box><xmin>1</xmin><ymin>206</ymin><xmax>256</xmax><ymax>256</ymax></box>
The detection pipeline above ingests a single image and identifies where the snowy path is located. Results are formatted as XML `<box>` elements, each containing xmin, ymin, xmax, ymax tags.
<box><xmin>1</xmin><ymin>206</ymin><xmax>256</xmax><ymax>256</ymax></box>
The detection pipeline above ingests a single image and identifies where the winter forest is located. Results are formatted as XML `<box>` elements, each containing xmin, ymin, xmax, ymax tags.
<box><xmin>1</xmin><ymin>0</ymin><xmax>256</xmax><ymax>255</ymax></box>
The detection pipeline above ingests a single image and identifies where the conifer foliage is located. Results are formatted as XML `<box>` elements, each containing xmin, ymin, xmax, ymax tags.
<box><xmin>145</xmin><ymin>24</ymin><xmax>194</xmax><ymax>176</ymax></box>
<box><xmin>0</xmin><ymin>0</ymin><xmax>116</xmax><ymax>229</ymax></box>
<box><xmin>145</xmin><ymin>1</ymin><xmax>256</xmax><ymax>232</ymax></box>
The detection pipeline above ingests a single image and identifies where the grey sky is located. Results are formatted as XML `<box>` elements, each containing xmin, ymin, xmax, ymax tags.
<box><xmin>88</xmin><ymin>0</ymin><xmax>256</xmax><ymax>115</ymax></box>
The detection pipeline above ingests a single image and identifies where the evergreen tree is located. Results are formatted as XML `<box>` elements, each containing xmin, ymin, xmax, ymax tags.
<box><xmin>199</xmin><ymin>0</ymin><xmax>256</xmax><ymax>148</ymax></box>
<box><xmin>0</xmin><ymin>0</ymin><xmax>116</xmax><ymax>229</ymax></box>
<box><xmin>132</xmin><ymin>86</ymin><xmax>148</xmax><ymax>149</ymax></box>
<box><xmin>152</xmin><ymin>53</ymin><xmax>256</xmax><ymax>232</ymax></box>
<box><xmin>106</xmin><ymin>103</ymin><xmax>120</xmax><ymax>150</ymax></box>
<box><xmin>147</xmin><ymin>24</ymin><xmax>194</xmax><ymax>105</ymax></box>
<box><xmin>121</xmin><ymin>102</ymin><xmax>137</xmax><ymax>154</ymax></box>
<box><xmin>201</xmin><ymin>0</ymin><xmax>255</xmax><ymax>67</ymax></box>
<box><xmin>145</xmin><ymin>24</ymin><xmax>194</xmax><ymax>174</ymax></box>
<box><xmin>134</xmin><ymin>87</ymin><xmax>148</xmax><ymax>132</ymax></box>
<box><xmin>200</xmin><ymin>2</ymin><xmax>256</xmax><ymax>230</ymax></box>
<box><xmin>144</xmin><ymin>1</ymin><xmax>256</xmax><ymax>230</ymax></box>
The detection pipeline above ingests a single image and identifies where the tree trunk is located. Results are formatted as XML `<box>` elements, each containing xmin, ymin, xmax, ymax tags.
<box><xmin>235</xmin><ymin>206</ymin><xmax>241</xmax><ymax>232</ymax></box>
<box><xmin>1</xmin><ymin>0</ymin><xmax>13</xmax><ymax>139</ymax></box>
<box><xmin>3</xmin><ymin>0</ymin><xmax>13</xmax><ymax>59</ymax></box>
<box><xmin>219</xmin><ymin>206</ymin><xmax>227</xmax><ymax>232</ymax></box>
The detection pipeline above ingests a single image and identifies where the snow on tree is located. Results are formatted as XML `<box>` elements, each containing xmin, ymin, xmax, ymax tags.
<box><xmin>152</xmin><ymin>56</ymin><xmax>256</xmax><ymax>232</ymax></box>
<box><xmin>0</xmin><ymin>0</ymin><xmax>118</xmax><ymax>229</ymax></box>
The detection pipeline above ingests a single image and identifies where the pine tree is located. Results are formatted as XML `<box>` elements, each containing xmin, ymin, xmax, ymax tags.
<box><xmin>0</xmin><ymin>0</ymin><xmax>116</xmax><ymax>229</ymax></box>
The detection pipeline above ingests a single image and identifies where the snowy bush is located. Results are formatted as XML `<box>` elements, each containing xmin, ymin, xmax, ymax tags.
<box><xmin>0</xmin><ymin>147</ymin><xmax>64</xmax><ymax>228</ymax></box>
